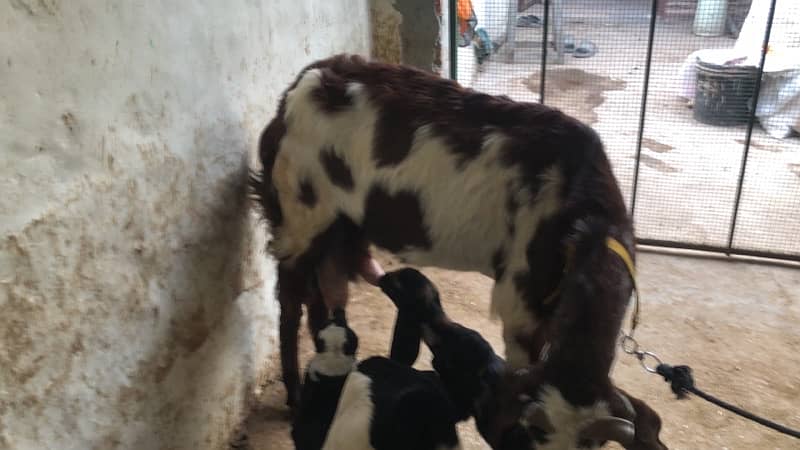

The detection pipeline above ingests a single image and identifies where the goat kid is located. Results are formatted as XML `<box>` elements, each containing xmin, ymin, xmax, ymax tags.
<box><xmin>382</xmin><ymin>267</ymin><xmax>666</xmax><ymax>450</ymax></box>
<box><xmin>251</xmin><ymin>54</ymin><xmax>665</xmax><ymax>447</ymax></box>
<box><xmin>293</xmin><ymin>268</ymin><xmax>501</xmax><ymax>450</ymax></box>
<box><xmin>294</xmin><ymin>268</ymin><xmax>665</xmax><ymax>450</ymax></box>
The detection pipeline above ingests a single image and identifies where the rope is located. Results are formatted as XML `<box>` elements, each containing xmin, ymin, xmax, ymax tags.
<box><xmin>607</xmin><ymin>237</ymin><xmax>800</xmax><ymax>441</ymax></box>
<box><xmin>656</xmin><ymin>363</ymin><xmax>800</xmax><ymax>439</ymax></box>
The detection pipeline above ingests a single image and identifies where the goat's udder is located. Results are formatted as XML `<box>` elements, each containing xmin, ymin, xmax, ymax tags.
<box><xmin>317</xmin><ymin>253</ymin><xmax>385</xmax><ymax>310</ymax></box>
<box><xmin>359</xmin><ymin>255</ymin><xmax>385</xmax><ymax>286</ymax></box>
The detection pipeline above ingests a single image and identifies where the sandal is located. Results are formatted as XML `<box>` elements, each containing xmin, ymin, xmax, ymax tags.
<box><xmin>573</xmin><ymin>40</ymin><xmax>597</xmax><ymax>58</ymax></box>
<box><xmin>516</xmin><ymin>15</ymin><xmax>542</xmax><ymax>28</ymax></box>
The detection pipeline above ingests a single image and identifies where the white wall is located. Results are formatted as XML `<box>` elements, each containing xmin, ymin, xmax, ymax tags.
<box><xmin>0</xmin><ymin>1</ymin><xmax>369</xmax><ymax>449</ymax></box>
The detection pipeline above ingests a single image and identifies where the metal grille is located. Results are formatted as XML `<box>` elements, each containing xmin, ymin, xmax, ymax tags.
<box><xmin>444</xmin><ymin>0</ymin><xmax>800</xmax><ymax>261</ymax></box>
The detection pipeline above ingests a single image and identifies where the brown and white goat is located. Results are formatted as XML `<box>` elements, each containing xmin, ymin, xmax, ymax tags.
<box><xmin>251</xmin><ymin>54</ymin><xmax>666</xmax><ymax>449</ymax></box>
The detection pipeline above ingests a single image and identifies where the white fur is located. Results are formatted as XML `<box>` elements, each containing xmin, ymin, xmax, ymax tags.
<box><xmin>323</xmin><ymin>371</ymin><xmax>375</xmax><ymax>450</ymax></box>
<box><xmin>525</xmin><ymin>385</ymin><xmax>611</xmax><ymax>450</ymax></box>
<box><xmin>273</xmin><ymin>73</ymin><xmax>566</xmax><ymax>363</ymax></box>
<box><xmin>308</xmin><ymin>325</ymin><xmax>356</xmax><ymax>380</ymax></box>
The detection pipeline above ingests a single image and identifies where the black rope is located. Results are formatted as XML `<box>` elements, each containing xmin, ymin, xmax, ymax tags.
<box><xmin>656</xmin><ymin>363</ymin><xmax>800</xmax><ymax>439</ymax></box>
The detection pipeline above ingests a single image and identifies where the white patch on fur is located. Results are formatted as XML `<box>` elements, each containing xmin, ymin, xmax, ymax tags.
<box><xmin>272</xmin><ymin>74</ymin><xmax>565</xmax><ymax>366</ymax></box>
<box><xmin>491</xmin><ymin>165</ymin><xmax>563</xmax><ymax>367</ymax></box>
<box><xmin>323</xmin><ymin>371</ymin><xmax>375</xmax><ymax>450</ymax></box>
<box><xmin>271</xmin><ymin>69</ymin><xmax>345</xmax><ymax>260</ymax></box>
<box><xmin>308</xmin><ymin>325</ymin><xmax>356</xmax><ymax>380</ymax></box>
<box><xmin>380</xmin><ymin>129</ymin><xmax>516</xmax><ymax>273</ymax></box>
<box><xmin>525</xmin><ymin>385</ymin><xmax>610</xmax><ymax>450</ymax></box>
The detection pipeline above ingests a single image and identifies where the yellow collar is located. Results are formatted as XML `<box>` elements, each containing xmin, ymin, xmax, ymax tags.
<box><xmin>606</xmin><ymin>237</ymin><xmax>640</xmax><ymax>334</ymax></box>
<box><xmin>542</xmin><ymin>237</ymin><xmax>639</xmax><ymax>334</ymax></box>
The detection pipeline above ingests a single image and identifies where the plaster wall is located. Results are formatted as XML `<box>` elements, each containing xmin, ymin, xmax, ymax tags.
<box><xmin>0</xmin><ymin>1</ymin><xmax>369</xmax><ymax>449</ymax></box>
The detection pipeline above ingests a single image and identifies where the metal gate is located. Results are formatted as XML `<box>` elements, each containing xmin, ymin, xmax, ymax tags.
<box><xmin>446</xmin><ymin>0</ymin><xmax>800</xmax><ymax>262</ymax></box>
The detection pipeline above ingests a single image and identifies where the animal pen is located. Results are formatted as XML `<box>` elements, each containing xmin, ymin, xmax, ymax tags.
<box><xmin>440</xmin><ymin>0</ymin><xmax>800</xmax><ymax>262</ymax></box>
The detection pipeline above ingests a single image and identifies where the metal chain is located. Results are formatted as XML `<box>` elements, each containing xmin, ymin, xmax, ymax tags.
<box><xmin>620</xmin><ymin>333</ymin><xmax>663</xmax><ymax>374</ymax></box>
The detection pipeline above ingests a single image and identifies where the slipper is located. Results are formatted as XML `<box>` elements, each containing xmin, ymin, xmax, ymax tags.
<box><xmin>516</xmin><ymin>15</ymin><xmax>542</xmax><ymax>27</ymax></box>
<box><xmin>563</xmin><ymin>35</ymin><xmax>577</xmax><ymax>53</ymax></box>
<box><xmin>573</xmin><ymin>40</ymin><xmax>597</xmax><ymax>58</ymax></box>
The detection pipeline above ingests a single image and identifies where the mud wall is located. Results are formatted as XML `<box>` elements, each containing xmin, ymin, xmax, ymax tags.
<box><xmin>0</xmin><ymin>1</ymin><xmax>369</xmax><ymax>449</ymax></box>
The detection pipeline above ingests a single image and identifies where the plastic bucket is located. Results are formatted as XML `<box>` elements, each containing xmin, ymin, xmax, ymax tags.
<box><xmin>693</xmin><ymin>60</ymin><xmax>758</xmax><ymax>126</ymax></box>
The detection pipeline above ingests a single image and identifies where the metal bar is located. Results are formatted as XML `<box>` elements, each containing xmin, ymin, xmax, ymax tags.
<box><xmin>636</xmin><ymin>238</ymin><xmax>800</xmax><ymax>263</ymax></box>
<box><xmin>504</xmin><ymin>0</ymin><xmax>517</xmax><ymax>63</ymax></box>
<box><xmin>539</xmin><ymin>0</ymin><xmax>550</xmax><ymax>103</ymax></box>
<box><xmin>448</xmin><ymin>0</ymin><xmax>458</xmax><ymax>80</ymax></box>
<box><xmin>629</xmin><ymin>0</ymin><xmax>659</xmax><ymax>217</ymax></box>
<box><xmin>726</xmin><ymin>0</ymin><xmax>778</xmax><ymax>251</ymax></box>
<box><xmin>551</xmin><ymin>0</ymin><xmax>565</xmax><ymax>64</ymax></box>
<box><xmin>637</xmin><ymin>242</ymin><xmax>800</xmax><ymax>270</ymax></box>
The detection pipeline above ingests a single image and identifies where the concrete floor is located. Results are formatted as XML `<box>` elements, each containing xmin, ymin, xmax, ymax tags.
<box><xmin>462</xmin><ymin>1</ymin><xmax>800</xmax><ymax>258</ymax></box>
<box><xmin>240</xmin><ymin>251</ymin><xmax>800</xmax><ymax>450</ymax></box>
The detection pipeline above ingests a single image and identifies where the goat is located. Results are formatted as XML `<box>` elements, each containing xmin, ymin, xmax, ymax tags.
<box><xmin>291</xmin><ymin>308</ymin><xmax>357</xmax><ymax>450</ymax></box>
<box><xmin>293</xmin><ymin>268</ymin><xmax>502</xmax><ymax>450</ymax></box>
<box><xmin>294</xmin><ymin>268</ymin><xmax>665</xmax><ymax>450</ymax></box>
<box><xmin>251</xmin><ymin>54</ymin><xmax>666</xmax><ymax>448</ymax></box>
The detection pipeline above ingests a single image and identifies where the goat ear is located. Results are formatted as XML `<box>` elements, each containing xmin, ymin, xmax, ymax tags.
<box><xmin>343</xmin><ymin>327</ymin><xmax>359</xmax><ymax>356</ymax></box>
<box><xmin>577</xmin><ymin>417</ymin><xmax>635</xmax><ymax>446</ymax></box>
<box><xmin>332</xmin><ymin>307</ymin><xmax>346</xmax><ymax>324</ymax></box>
<box><xmin>314</xmin><ymin>335</ymin><xmax>326</xmax><ymax>353</ymax></box>
<box><xmin>389</xmin><ymin>308</ymin><xmax>422</xmax><ymax>366</ymax></box>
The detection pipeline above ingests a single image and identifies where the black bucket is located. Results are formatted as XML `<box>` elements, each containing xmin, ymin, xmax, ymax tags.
<box><xmin>693</xmin><ymin>60</ymin><xmax>759</xmax><ymax>126</ymax></box>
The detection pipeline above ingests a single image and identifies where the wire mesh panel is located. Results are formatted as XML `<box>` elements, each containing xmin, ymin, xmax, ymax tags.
<box><xmin>632</xmin><ymin>0</ymin><xmax>757</xmax><ymax>249</ymax></box>
<box><xmin>538</xmin><ymin>0</ymin><xmax>654</xmax><ymax>207</ymax></box>
<box><xmin>447</xmin><ymin>0</ymin><xmax>800</xmax><ymax>261</ymax></box>
<box><xmin>729</xmin><ymin>0</ymin><xmax>800</xmax><ymax>257</ymax></box>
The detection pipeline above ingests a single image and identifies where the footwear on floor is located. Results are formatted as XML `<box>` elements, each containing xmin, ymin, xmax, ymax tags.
<box><xmin>516</xmin><ymin>14</ymin><xmax>541</xmax><ymax>27</ymax></box>
<box><xmin>573</xmin><ymin>39</ymin><xmax>597</xmax><ymax>58</ymax></box>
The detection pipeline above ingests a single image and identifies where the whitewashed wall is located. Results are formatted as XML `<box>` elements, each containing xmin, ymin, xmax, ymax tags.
<box><xmin>0</xmin><ymin>1</ymin><xmax>369</xmax><ymax>449</ymax></box>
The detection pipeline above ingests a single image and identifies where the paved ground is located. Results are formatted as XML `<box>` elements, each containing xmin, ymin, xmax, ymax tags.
<box><xmin>465</xmin><ymin>0</ymin><xmax>800</xmax><ymax>258</ymax></box>
<box><xmin>240</xmin><ymin>251</ymin><xmax>799</xmax><ymax>450</ymax></box>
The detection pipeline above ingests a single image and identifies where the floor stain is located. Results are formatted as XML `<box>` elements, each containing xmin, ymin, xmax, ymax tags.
<box><xmin>790</xmin><ymin>163</ymin><xmax>800</xmax><ymax>179</ymax></box>
<box><xmin>642</xmin><ymin>137</ymin><xmax>674</xmax><ymax>153</ymax></box>
<box><xmin>735</xmin><ymin>138</ymin><xmax>783</xmax><ymax>153</ymax></box>
<box><xmin>636</xmin><ymin>154</ymin><xmax>679</xmax><ymax>173</ymax></box>
<box><xmin>525</xmin><ymin>68</ymin><xmax>626</xmax><ymax>124</ymax></box>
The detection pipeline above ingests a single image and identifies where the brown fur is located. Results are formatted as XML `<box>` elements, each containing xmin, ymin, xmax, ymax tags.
<box><xmin>251</xmin><ymin>55</ymin><xmax>664</xmax><ymax>448</ymax></box>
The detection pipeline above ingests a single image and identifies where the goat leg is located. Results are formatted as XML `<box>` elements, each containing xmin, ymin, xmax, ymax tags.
<box><xmin>316</xmin><ymin>253</ymin><xmax>350</xmax><ymax>311</ymax></box>
<box><xmin>307</xmin><ymin>281</ymin><xmax>329</xmax><ymax>337</ymax></box>
<box><xmin>279</xmin><ymin>288</ymin><xmax>302</xmax><ymax>410</ymax></box>
<box><xmin>277</xmin><ymin>262</ymin><xmax>311</xmax><ymax>411</ymax></box>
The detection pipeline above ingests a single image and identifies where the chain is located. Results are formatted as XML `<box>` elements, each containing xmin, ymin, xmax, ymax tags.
<box><xmin>620</xmin><ymin>333</ymin><xmax>663</xmax><ymax>373</ymax></box>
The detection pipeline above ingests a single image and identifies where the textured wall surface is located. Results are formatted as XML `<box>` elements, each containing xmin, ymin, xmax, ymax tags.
<box><xmin>393</xmin><ymin>0</ymin><xmax>438</xmax><ymax>71</ymax></box>
<box><xmin>370</xmin><ymin>0</ymin><xmax>404</xmax><ymax>64</ymax></box>
<box><xmin>0</xmin><ymin>1</ymin><xmax>369</xmax><ymax>449</ymax></box>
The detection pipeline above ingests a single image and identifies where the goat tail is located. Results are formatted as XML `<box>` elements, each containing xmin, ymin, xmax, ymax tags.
<box><xmin>248</xmin><ymin>166</ymin><xmax>284</xmax><ymax>229</ymax></box>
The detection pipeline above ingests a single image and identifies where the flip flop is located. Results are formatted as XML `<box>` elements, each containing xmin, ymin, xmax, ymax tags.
<box><xmin>549</xmin><ymin>35</ymin><xmax>576</xmax><ymax>53</ymax></box>
<box><xmin>516</xmin><ymin>15</ymin><xmax>542</xmax><ymax>27</ymax></box>
<box><xmin>573</xmin><ymin>40</ymin><xmax>597</xmax><ymax>58</ymax></box>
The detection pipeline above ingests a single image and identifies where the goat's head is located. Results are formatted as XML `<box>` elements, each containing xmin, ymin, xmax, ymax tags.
<box><xmin>307</xmin><ymin>308</ymin><xmax>359</xmax><ymax>380</ymax></box>
<box><xmin>380</xmin><ymin>268</ymin><xmax>506</xmax><ymax>421</ymax></box>
<box><xmin>474</xmin><ymin>364</ymin><xmax>667</xmax><ymax>450</ymax></box>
